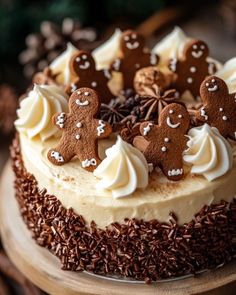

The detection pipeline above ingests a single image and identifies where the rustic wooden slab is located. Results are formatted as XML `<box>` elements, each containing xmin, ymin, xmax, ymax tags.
<box><xmin>0</xmin><ymin>161</ymin><xmax>235</xmax><ymax>295</ymax></box>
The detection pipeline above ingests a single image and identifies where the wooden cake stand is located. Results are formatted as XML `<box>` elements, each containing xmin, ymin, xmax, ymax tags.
<box><xmin>0</xmin><ymin>161</ymin><xmax>235</xmax><ymax>295</ymax></box>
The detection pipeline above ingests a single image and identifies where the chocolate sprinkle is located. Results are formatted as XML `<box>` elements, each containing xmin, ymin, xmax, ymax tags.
<box><xmin>11</xmin><ymin>136</ymin><xmax>236</xmax><ymax>282</ymax></box>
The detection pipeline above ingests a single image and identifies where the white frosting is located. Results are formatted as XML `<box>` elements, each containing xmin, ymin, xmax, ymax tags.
<box><xmin>184</xmin><ymin>124</ymin><xmax>233</xmax><ymax>181</ymax></box>
<box><xmin>92</xmin><ymin>29</ymin><xmax>122</xmax><ymax>70</ymax></box>
<box><xmin>152</xmin><ymin>27</ymin><xmax>190</xmax><ymax>68</ymax></box>
<box><xmin>94</xmin><ymin>136</ymin><xmax>149</xmax><ymax>198</ymax></box>
<box><xmin>215</xmin><ymin>57</ymin><xmax>236</xmax><ymax>93</ymax></box>
<box><xmin>50</xmin><ymin>43</ymin><xmax>78</xmax><ymax>84</ymax></box>
<box><xmin>152</xmin><ymin>27</ymin><xmax>221</xmax><ymax>71</ymax></box>
<box><xmin>15</xmin><ymin>84</ymin><xmax>68</xmax><ymax>141</ymax></box>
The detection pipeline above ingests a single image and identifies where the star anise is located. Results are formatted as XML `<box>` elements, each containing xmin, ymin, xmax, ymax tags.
<box><xmin>99</xmin><ymin>89</ymin><xmax>140</xmax><ymax>128</ymax></box>
<box><xmin>138</xmin><ymin>84</ymin><xmax>179</xmax><ymax>121</ymax></box>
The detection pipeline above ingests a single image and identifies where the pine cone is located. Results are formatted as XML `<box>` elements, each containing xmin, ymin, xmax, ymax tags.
<box><xmin>0</xmin><ymin>84</ymin><xmax>17</xmax><ymax>135</ymax></box>
<box><xmin>19</xmin><ymin>18</ymin><xmax>97</xmax><ymax>78</ymax></box>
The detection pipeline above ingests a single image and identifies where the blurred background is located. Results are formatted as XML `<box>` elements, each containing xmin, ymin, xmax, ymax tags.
<box><xmin>0</xmin><ymin>0</ymin><xmax>236</xmax><ymax>294</ymax></box>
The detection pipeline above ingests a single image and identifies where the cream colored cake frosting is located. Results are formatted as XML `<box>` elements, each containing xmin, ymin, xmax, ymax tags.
<box><xmin>15</xmin><ymin>27</ymin><xmax>236</xmax><ymax>229</ymax></box>
<box><xmin>18</xmin><ymin>133</ymin><xmax>236</xmax><ymax>229</ymax></box>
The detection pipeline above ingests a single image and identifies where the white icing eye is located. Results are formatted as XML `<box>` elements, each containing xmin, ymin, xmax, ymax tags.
<box><xmin>82</xmin><ymin>55</ymin><xmax>87</xmax><ymax>60</ymax></box>
<box><xmin>77</xmin><ymin>90</ymin><xmax>81</xmax><ymax>95</ymax></box>
<box><xmin>131</xmin><ymin>33</ymin><xmax>137</xmax><ymax>39</ymax></box>
<box><xmin>206</xmin><ymin>82</ymin><xmax>209</xmax><ymax>87</ymax></box>
<box><xmin>193</xmin><ymin>45</ymin><xmax>197</xmax><ymax>49</ymax></box>
<box><xmin>84</xmin><ymin>91</ymin><xmax>90</xmax><ymax>96</ymax></box>
<box><xmin>200</xmin><ymin>45</ymin><xmax>205</xmax><ymax>49</ymax></box>
<box><xmin>124</xmin><ymin>36</ymin><xmax>129</xmax><ymax>41</ymax></box>
<box><xmin>169</xmin><ymin>110</ymin><xmax>174</xmax><ymax>114</ymax></box>
<box><xmin>211</xmin><ymin>79</ymin><xmax>215</xmax><ymax>83</ymax></box>
<box><xmin>76</xmin><ymin>57</ymin><xmax>80</xmax><ymax>62</ymax></box>
<box><xmin>178</xmin><ymin>114</ymin><xmax>183</xmax><ymax>118</ymax></box>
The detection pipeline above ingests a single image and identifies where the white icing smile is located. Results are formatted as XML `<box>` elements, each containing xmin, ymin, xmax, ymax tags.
<box><xmin>76</xmin><ymin>99</ymin><xmax>89</xmax><ymax>106</ymax></box>
<box><xmin>191</xmin><ymin>51</ymin><xmax>203</xmax><ymax>58</ymax></box>
<box><xmin>166</xmin><ymin>117</ymin><xmax>180</xmax><ymax>129</ymax></box>
<box><xmin>168</xmin><ymin>168</ymin><xmax>183</xmax><ymax>177</ymax></box>
<box><xmin>207</xmin><ymin>85</ymin><xmax>218</xmax><ymax>92</ymax></box>
<box><xmin>79</xmin><ymin>61</ymin><xmax>90</xmax><ymax>69</ymax></box>
<box><xmin>126</xmin><ymin>42</ymin><xmax>139</xmax><ymax>50</ymax></box>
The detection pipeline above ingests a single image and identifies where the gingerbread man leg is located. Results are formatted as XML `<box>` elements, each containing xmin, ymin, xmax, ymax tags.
<box><xmin>77</xmin><ymin>143</ymin><xmax>101</xmax><ymax>172</ymax></box>
<box><xmin>161</xmin><ymin>157</ymin><xmax>184</xmax><ymax>181</ymax></box>
<box><xmin>47</xmin><ymin>138</ymin><xmax>75</xmax><ymax>166</ymax></box>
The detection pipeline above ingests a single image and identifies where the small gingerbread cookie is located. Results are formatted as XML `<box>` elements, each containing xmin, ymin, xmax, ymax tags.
<box><xmin>196</xmin><ymin>75</ymin><xmax>236</xmax><ymax>140</ymax></box>
<box><xmin>66</xmin><ymin>51</ymin><xmax>113</xmax><ymax>104</ymax></box>
<box><xmin>168</xmin><ymin>39</ymin><xmax>216</xmax><ymax>98</ymax></box>
<box><xmin>134</xmin><ymin>103</ymin><xmax>190</xmax><ymax>181</ymax></box>
<box><xmin>134</xmin><ymin>67</ymin><xmax>172</xmax><ymax>96</ymax></box>
<box><xmin>47</xmin><ymin>87</ymin><xmax>112</xmax><ymax>172</ymax></box>
<box><xmin>110</xmin><ymin>30</ymin><xmax>159</xmax><ymax>89</ymax></box>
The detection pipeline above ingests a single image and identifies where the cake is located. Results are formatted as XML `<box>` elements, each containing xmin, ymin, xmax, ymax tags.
<box><xmin>11</xmin><ymin>27</ymin><xmax>236</xmax><ymax>283</ymax></box>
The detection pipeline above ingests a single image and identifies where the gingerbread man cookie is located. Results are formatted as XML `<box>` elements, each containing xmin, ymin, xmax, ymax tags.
<box><xmin>196</xmin><ymin>76</ymin><xmax>236</xmax><ymax>140</ymax></box>
<box><xmin>168</xmin><ymin>39</ymin><xmax>216</xmax><ymax>98</ymax></box>
<box><xmin>110</xmin><ymin>30</ymin><xmax>159</xmax><ymax>90</ymax></box>
<box><xmin>47</xmin><ymin>87</ymin><xmax>112</xmax><ymax>172</ymax></box>
<box><xmin>134</xmin><ymin>103</ymin><xmax>190</xmax><ymax>181</ymax></box>
<box><xmin>66</xmin><ymin>51</ymin><xmax>113</xmax><ymax>104</ymax></box>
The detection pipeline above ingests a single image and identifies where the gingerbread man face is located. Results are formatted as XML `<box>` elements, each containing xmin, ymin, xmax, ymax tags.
<box><xmin>66</xmin><ymin>51</ymin><xmax>113</xmax><ymax>104</ymax></box>
<box><xmin>48</xmin><ymin>87</ymin><xmax>112</xmax><ymax>172</ymax></box>
<box><xmin>70</xmin><ymin>51</ymin><xmax>96</xmax><ymax>77</ymax></box>
<box><xmin>185</xmin><ymin>40</ymin><xmax>209</xmax><ymax>61</ymax></box>
<box><xmin>169</xmin><ymin>39</ymin><xmax>216</xmax><ymax>98</ymax></box>
<box><xmin>69</xmin><ymin>88</ymin><xmax>100</xmax><ymax>118</ymax></box>
<box><xmin>197</xmin><ymin>76</ymin><xmax>236</xmax><ymax>140</ymax></box>
<box><xmin>134</xmin><ymin>103</ymin><xmax>190</xmax><ymax>181</ymax></box>
<box><xmin>121</xmin><ymin>30</ymin><xmax>145</xmax><ymax>55</ymax></box>
<box><xmin>110</xmin><ymin>30</ymin><xmax>159</xmax><ymax>89</ymax></box>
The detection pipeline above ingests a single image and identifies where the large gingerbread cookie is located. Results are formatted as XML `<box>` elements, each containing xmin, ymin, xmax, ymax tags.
<box><xmin>48</xmin><ymin>87</ymin><xmax>112</xmax><ymax>172</ymax></box>
<box><xmin>168</xmin><ymin>39</ymin><xmax>216</xmax><ymax>98</ymax></box>
<box><xmin>134</xmin><ymin>103</ymin><xmax>190</xmax><ymax>181</ymax></box>
<box><xmin>66</xmin><ymin>51</ymin><xmax>113</xmax><ymax>104</ymax></box>
<box><xmin>196</xmin><ymin>75</ymin><xmax>236</xmax><ymax>140</ymax></box>
<box><xmin>110</xmin><ymin>30</ymin><xmax>159</xmax><ymax>89</ymax></box>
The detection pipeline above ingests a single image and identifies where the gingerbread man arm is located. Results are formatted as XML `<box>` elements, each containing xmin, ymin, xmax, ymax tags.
<box><xmin>168</xmin><ymin>58</ymin><xmax>179</xmax><ymax>73</ymax></box>
<box><xmin>196</xmin><ymin>105</ymin><xmax>210</xmax><ymax>123</ymax></box>
<box><xmin>52</xmin><ymin>112</ymin><xmax>68</xmax><ymax>130</ymax></box>
<box><xmin>207</xmin><ymin>61</ymin><xmax>217</xmax><ymax>75</ymax></box>
<box><xmin>95</xmin><ymin>119</ymin><xmax>112</xmax><ymax>139</ymax></box>
<box><xmin>149</xmin><ymin>53</ymin><xmax>159</xmax><ymax>66</ymax></box>
<box><xmin>111</xmin><ymin>58</ymin><xmax>124</xmax><ymax>72</ymax></box>
<box><xmin>140</xmin><ymin>122</ymin><xmax>155</xmax><ymax>140</ymax></box>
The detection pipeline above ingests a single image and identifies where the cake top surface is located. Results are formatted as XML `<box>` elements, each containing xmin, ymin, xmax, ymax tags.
<box><xmin>15</xmin><ymin>26</ymin><xmax>236</xmax><ymax>199</ymax></box>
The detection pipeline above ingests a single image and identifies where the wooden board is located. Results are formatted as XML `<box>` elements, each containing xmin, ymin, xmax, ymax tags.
<box><xmin>0</xmin><ymin>161</ymin><xmax>235</xmax><ymax>295</ymax></box>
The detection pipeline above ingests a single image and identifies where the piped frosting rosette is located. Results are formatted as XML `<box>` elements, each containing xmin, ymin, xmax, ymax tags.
<box><xmin>94</xmin><ymin>136</ymin><xmax>149</xmax><ymax>198</ymax></box>
<box><xmin>183</xmin><ymin>124</ymin><xmax>233</xmax><ymax>181</ymax></box>
<box><xmin>15</xmin><ymin>84</ymin><xmax>68</xmax><ymax>141</ymax></box>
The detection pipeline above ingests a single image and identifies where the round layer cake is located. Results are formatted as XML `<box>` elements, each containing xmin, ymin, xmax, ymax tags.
<box><xmin>12</xmin><ymin>27</ymin><xmax>236</xmax><ymax>282</ymax></box>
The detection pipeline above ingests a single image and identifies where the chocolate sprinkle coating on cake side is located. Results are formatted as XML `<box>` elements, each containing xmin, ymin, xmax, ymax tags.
<box><xmin>11</xmin><ymin>136</ymin><xmax>236</xmax><ymax>282</ymax></box>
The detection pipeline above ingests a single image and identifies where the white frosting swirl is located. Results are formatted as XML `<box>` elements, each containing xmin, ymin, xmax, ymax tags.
<box><xmin>152</xmin><ymin>27</ymin><xmax>190</xmax><ymax>68</ymax></box>
<box><xmin>152</xmin><ymin>26</ymin><xmax>221</xmax><ymax>71</ymax></box>
<box><xmin>15</xmin><ymin>84</ymin><xmax>68</xmax><ymax>141</ymax></box>
<box><xmin>50</xmin><ymin>43</ymin><xmax>78</xmax><ymax>84</ymax></box>
<box><xmin>93</xmin><ymin>136</ymin><xmax>149</xmax><ymax>198</ymax></box>
<box><xmin>183</xmin><ymin>124</ymin><xmax>233</xmax><ymax>181</ymax></box>
<box><xmin>215</xmin><ymin>57</ymin><xmax>236</xmax><ymax>93</ymax></box>
<box><xmin>92</xmin><ymin>28</ymin><xmax>122</xmax><ymax>70</ymax></box>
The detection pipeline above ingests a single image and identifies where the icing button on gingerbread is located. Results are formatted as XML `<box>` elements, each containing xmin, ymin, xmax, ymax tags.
<box><xmin>66</xmin><ymin>51</ymin><xmax>113</xmax><ymax>104</ymax></box>
<box><xmin>196</xmin><ymin>76</ymin><xmax>236</xmax><ymax>140</ymax></box>
<box><xmin>47</xmin><ymin>87</ymin><xmax>112</xmax><ymax>172</ymax></box>
<box><xmin>134</xmin><ymin>103</ymin><xmax>190</xmax><ymax>181</ymax></box>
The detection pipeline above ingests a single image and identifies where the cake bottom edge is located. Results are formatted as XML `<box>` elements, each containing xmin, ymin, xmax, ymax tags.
<box><xmin>10</xmin><ymin>136</ymin><xmax>236</xmax><ymax>283</ymax></box>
